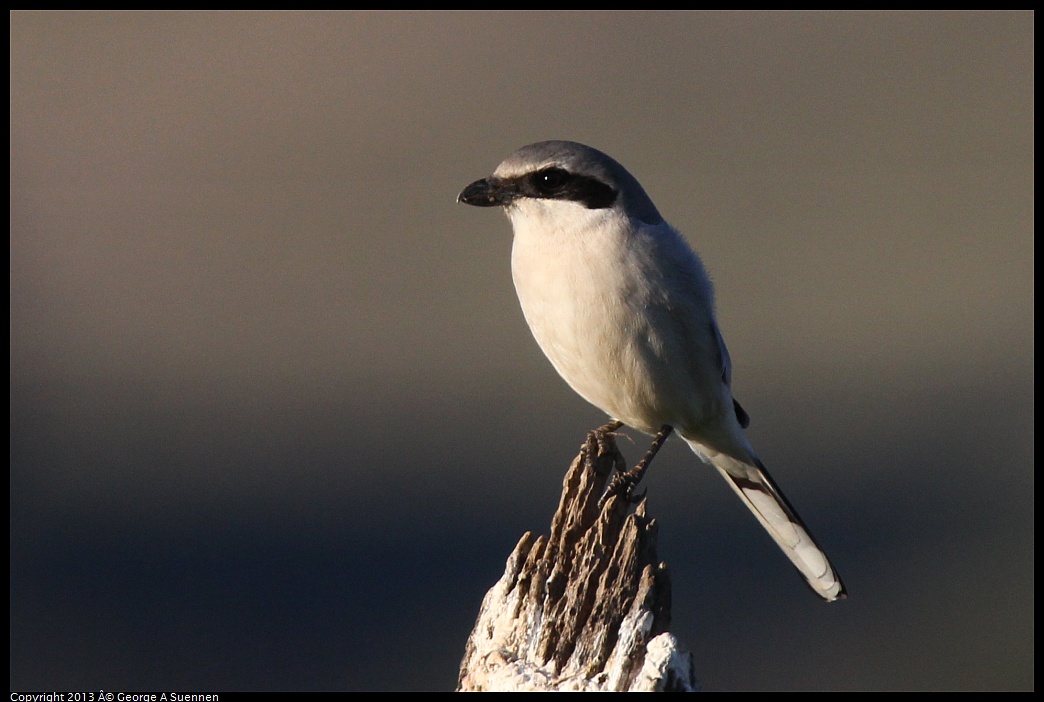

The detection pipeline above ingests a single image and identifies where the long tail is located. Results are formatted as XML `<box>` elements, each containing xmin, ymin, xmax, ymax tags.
<box><xmin>685</xmin><ymin>439</ymin><xmax>846</xmax><ymax>601</ymax></box>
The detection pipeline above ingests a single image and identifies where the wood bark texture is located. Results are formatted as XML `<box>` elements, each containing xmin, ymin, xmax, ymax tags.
<box><xmin>457</xmin><ymin>430</ymin><xmax>698</xmax><ymax>692</ymax></box>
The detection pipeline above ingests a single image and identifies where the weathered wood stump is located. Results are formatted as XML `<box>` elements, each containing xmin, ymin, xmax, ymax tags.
<box><xmin>457</xmin><ymin>429</ymin><xmax>698</xmax><ymax>692</ymax></box>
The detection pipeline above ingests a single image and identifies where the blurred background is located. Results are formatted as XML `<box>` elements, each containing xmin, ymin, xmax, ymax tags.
<box><xmin>10</xmin><ymin>11</ymin><xmax>1032</xmax><ymax>691</ymax></box>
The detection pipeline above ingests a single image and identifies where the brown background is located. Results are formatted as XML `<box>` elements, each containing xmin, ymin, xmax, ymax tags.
<box><xmin>11</xmin><ymin>11</ymin><xmax>1033</xmax><ymax>690</ymax></box>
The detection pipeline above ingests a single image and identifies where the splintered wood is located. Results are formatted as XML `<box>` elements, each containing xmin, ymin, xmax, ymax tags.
<box><xmin>457</xmin><ymin>431</ymin><xmax>697</xmax><ymax>692</ymax></box>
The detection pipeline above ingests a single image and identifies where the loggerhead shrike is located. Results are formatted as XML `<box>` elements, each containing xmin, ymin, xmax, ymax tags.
<box><xmin>458</xmin><ymin>140</ymin><xmax>845</xmax><ymax>601</ymax></box>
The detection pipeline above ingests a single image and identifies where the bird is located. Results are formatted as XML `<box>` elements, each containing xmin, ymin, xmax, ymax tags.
<box><xmin>457</xmin><ymin>140</ymin><xmax>845</xmax><ymax>602</ymax></box>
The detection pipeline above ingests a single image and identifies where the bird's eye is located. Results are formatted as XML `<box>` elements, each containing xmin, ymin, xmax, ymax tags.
<box><xmin>532</xmin><ymin>168</ymin><xmax>570</xmax><ymax>194</ymax></box>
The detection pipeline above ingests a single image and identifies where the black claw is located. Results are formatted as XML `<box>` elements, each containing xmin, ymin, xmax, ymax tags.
<box><xmin>583</xmin><ymin>420</ymin><xmax>626</xmax><ymax>477</ymax></box>
<box><xmin>596</xmin><ymin>424</ymin><xmax>673</xmax><ymax>510</ymax></box>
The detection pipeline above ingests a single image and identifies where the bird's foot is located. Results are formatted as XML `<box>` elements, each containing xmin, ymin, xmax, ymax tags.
<box><xmin>599</xmin><ymin>425</ymin><xmax>673</xmax><ymax>509</ymax></box>
<box><xmin>600</xmin><ymin>471</ymin><xmax>646</xmax><ymax>508</ymax></box>
<box><xmin>583</xmin><ymin>420</ymin><xmax>625</xmax><ymax>477</ymax></box>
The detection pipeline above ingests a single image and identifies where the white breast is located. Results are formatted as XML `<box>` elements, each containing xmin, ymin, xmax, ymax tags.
<box><xmin>507</xmin><ymin>199</ymin><xmax>725</xmax><ymax>435</ymax></box>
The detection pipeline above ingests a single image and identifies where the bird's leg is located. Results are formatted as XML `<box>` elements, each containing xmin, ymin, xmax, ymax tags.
<box><xmin>583</xmin><ymin>420</ymin><xmax>625</xmax><ymax>477</ymax></box>
<box><xmin>602</xmin><ymin>424</ymin><xmax>673</xmax><ymax>505</ymax></box>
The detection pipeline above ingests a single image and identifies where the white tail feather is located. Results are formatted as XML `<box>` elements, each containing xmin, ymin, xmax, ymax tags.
<box><xmin>686</xmin><ymin>440</ymin><xmax>846</xmax><ymax>601</ymax></box>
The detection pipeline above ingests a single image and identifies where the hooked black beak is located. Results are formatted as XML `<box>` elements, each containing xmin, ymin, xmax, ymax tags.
<box><xmin>457</xmin><ymin>177</ymin><xmax>516</xmax><ymax>207</ymax></box>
